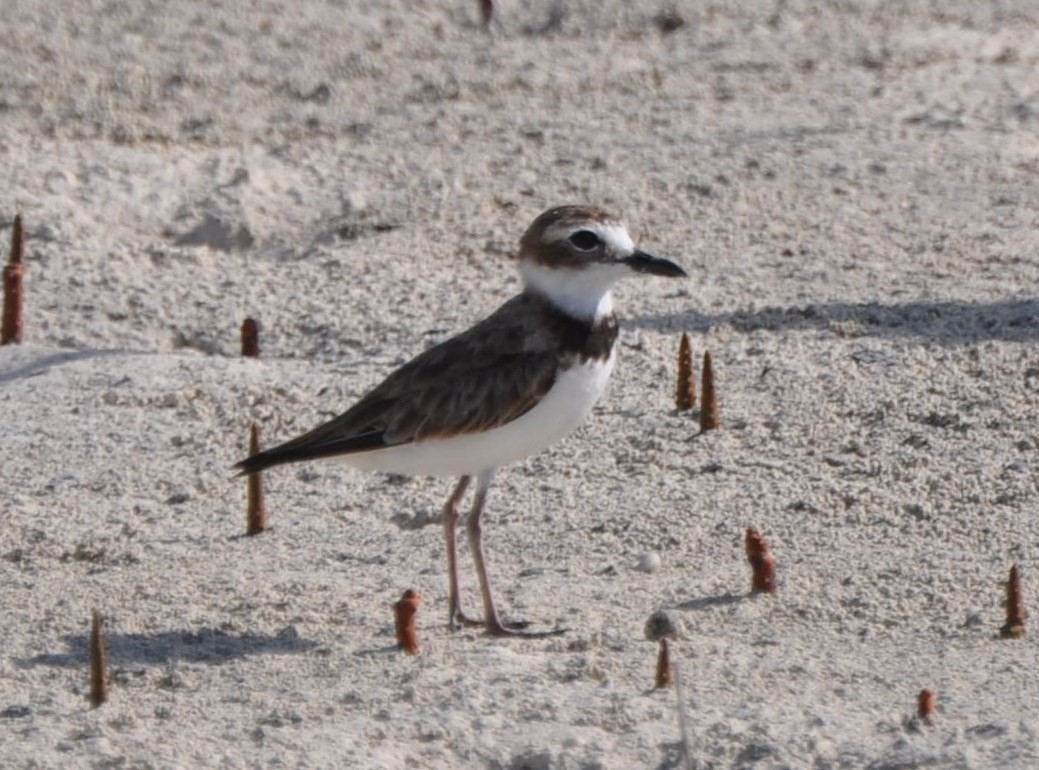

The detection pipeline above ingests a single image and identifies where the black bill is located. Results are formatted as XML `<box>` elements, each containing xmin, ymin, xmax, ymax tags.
<box><xmin>624</xmin><ymin>250</ymin><xmax>687</xmax><ymax>278</ymax></box>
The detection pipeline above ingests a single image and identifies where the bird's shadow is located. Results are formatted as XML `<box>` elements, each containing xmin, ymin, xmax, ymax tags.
<box><xmin>671</xmin><ymin>592</ymin><xmax>746</xmax><ymax>612</ymax></box>
<box><xmin>0</xmin><ymin>348</ymin><xmax>124</xmax><ymax>386</ymax></box>
<box><xmin>14</xmin><ymin>626</ymin><xmax>317</xmax><ymax>669</ymax></box>
<box><xmin>633</xmin><ymin>297</ymin><xmax>1039</xmax><ymax>344</ymax></box>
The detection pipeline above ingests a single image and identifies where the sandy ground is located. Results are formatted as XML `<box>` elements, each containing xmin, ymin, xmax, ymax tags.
<box><xmin>2</xmin><ymin>1</ymin><xmax>1039</xmax><ymax>768</ymax></box>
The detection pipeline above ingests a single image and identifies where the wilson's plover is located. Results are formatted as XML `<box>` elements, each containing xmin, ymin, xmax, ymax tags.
<box><xmin>236</xmin><ymin>205</ymin><xmax>687</xmax><ymax>636</ymax></box>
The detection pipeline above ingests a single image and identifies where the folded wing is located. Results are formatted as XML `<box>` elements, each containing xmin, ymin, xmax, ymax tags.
<box><xmin>235</xmin><ymin>295</ymin><xmax>561</xmax><ymax>475</ymax></box>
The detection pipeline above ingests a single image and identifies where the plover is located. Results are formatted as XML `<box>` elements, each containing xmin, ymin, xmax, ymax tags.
<box><xmin>236</xmin><ymin>205</ymin><xmax>686</xmax><ymax>636</ymax></box>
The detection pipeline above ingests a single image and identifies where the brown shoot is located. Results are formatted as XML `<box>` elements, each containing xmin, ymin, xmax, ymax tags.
<box><xmin>2</xmin><ymin>214</ymin><xmax>25</xmax><ymax>345</ymax></box>
<box><xmin>246</xmin><ymin>424</ymin><xmax>268</xmax><ymax>536</ymax></box>
<box><xmin>478</xmin><ymin>0</ymin><xmax>493</xmax><ymax>29</ymax></box>
<box><xmin>745</xmin><ymin>527</ymin><xmax>776</xmax><ymax>594</ymax></box>
<box><xmin>675</xmin><ymin>333</ymin><xmax>695</xmax><ymax>410</ymax></box>
<box><xmin>89</xmin><ymin>610</ymin><xmax>109</xmax><ymax>707</ymax></box>
<box><xmin>241</xmin><ymin>317</ymin><xmax>259</xmax><ymax>358</ymax></box>
<box><xmin>917</xmin><ymin>688</ymin><xmax>936</xmax><ymax>726</ymax></box>
<box><xmin>1000</xmin><ymin>564</ymin><xmax>1026</xmax><ymax>638</ymax></box>
<box><xmin>655</xmin><ymin>638</ymin><xmax>673</xmax><ymax>689</ymax></box>
<box><xmin>699</xmin><ymin>351</ymin><xmax>719</xmax><ymax>432</ymax></box>
<box><xmin>394</xmin><ymin>589</ymin><xmax>422</xmax><ymax>654</ymax></box>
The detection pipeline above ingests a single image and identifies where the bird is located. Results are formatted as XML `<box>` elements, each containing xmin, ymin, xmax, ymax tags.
<box><xmin>236</xmin><ymin>205</ymin><xmax>687</xmax><ymax>636</ymax></box>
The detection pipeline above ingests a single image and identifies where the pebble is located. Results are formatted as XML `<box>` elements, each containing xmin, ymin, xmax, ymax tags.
<box><xmin>637</xmin><ymin>551</ymin><xmax>662</xmax><ymax>573</ymax></box>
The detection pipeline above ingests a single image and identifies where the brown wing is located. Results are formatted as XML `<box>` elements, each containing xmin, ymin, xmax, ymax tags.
<box><xmin>236</xmin><ymin>294</ymin><xmax>562</xmax><ymax>474</ymax></box>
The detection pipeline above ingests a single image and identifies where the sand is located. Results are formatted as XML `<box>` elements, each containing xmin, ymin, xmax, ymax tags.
<box><xmin>2</xmin><ymin>1</ymin><xmax>1039</xmax><ymax>767</ymax></box>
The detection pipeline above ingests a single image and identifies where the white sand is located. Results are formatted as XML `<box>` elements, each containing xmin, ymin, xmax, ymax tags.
<box><xmin>2</xmin><ymin>1</ymin><xmax>1039</xmax><ymax>767</ymax></box>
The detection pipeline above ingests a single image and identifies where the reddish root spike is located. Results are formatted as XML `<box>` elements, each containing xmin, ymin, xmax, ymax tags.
<box><xmin>89</xmin><ymin>610</ymin><xmax>109</xmax><ymax>707</ymax></box>
<box><xmin>655</xmin><ymin>638</ymin><xmax>673</xmax><ymax>689</ymax></box>
<box><xmin>1001</xmin><ymin>564</ymin><xmax>1026</xmax><ymax>638</ymax></box>
<box><xmin>2</xmin><ymin>215</ymin><xmax>25</xmax><ymax>345</ymax></box>
<box><xmin>246</xmin><ymin>424</ymin><xmax>268</xmax><ymax>536</ymax></box>
<box><xmin>10</xmin><ymin>215</ymin><xmax>23</xmax><ymax>265</ymax></box>
<box><xmin>478</xmin><ymin>0</ymin><xmax>493</xmax><ymax>29</ymax></box>
<box><xmin>241</xmin><ymin>317</ymin><xmax>259</xmax><ymax>358</ymax></box>
<box><xmin>917</xmin><ymin>688</ymin><xmax>935</xmax><ymax>725</ymax></box>
<box><xmin>394</xmin><ymin>589</ymin><xmax>422</xmax><ymax>654</ymax></box>
<box><xmin>675</xmin><ymin>333</ymin><xmax>695</xmax><ymax>410</ymax></box>
<box><xmin>699</xmin><ymin>351</ymin><xmax>719</xmax><ymax>432</ymax></box>
<box><xmin>745</xmin><ymin>527</ymin><xmax>776</xmax><ymax>594</ymax></box>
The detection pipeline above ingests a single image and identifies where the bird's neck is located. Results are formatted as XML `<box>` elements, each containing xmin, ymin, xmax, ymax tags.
<box><xmin>519</xmin><ymin>262</ymin><xmax>617</xmax><ymax>323</ymax></box>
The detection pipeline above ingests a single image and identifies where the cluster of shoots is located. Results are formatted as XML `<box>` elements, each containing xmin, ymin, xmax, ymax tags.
<box><xmin>674</xmin><ymin>333</ymin><xmax>718</xmax><ymax>432</ymax></box>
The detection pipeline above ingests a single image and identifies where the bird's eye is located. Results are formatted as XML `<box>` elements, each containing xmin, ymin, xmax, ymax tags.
<box><xmin>569</xmin><ymin>230</ymin><xmax>600</xmax><ymax>250</ymax></box>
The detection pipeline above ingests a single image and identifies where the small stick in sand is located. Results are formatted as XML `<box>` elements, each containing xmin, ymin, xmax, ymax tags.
<box><xmin>478</xmin><ymin>0</ymin><xmax>493</xmax><ymax>29</ymax></box>
<box><xmin>645</xmin><ymin>610</ymin><xmax>681</xmax><ymax>690</ymax></box>
<box><xmin>241</xmin><ymin>317</ymin><xmax>260</xmax><ymax>358</ymax></box>
<box><xmin>1000</xmin><ymin>564</ymin><xmax>1026</xmax><ymax>638</ymax></box>
<box><xmin>745</xmin><ymin>527</ymin><xmax>776</xmax><ymax>594</ymax></box>
<box><xmin>655</xmin><ymin>637</ymin><xmax>673</xmax><ymax>689</ymax></box>
<box><xmin>675</xmin><ymin>333</ymin><xmax>695</xmax><ymax>410</ymax></box>
<box><xmin>89</xmin><ymin>610</ymin><xmax>109</xmax><ymax>707</ymax></box>
<box><xmin>699</xmin><ymin>351</ymin><xmax>719</xmax><ymax>432</ymax></box>
<box><xmin>246</xmin><ymin>424</ymin><xmax>268</xmax><ymax>535</ymax></box>
<box><xmin>2</xmin><ymin>214</ymin><xmax>25</xmax><ymax>345</ymax></box>
<box><xmin>394</xmin><ymin>589</ymin><xmax>422</xmax><ymax>654</ymax></box>
<box><xmin>917</xmin><ymin>688</ymin><xmax>936</xmax><ymax>726</ymax></box>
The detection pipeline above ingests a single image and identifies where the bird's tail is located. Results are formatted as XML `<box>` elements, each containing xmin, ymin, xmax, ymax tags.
<box><xmin>234</xmin><ymin>427</ymin><xmax>387</xmax><ymax>476</ymax></box>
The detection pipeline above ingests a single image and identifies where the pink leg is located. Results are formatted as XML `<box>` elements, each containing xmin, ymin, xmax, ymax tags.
<box><xmin>442</xmin><ymin>476</ymin><xmax>478</xmax><ymax>629</ymax></box>
<box><xmin>466</xmin><ymin>470</ymin><xmax>563</xmax><ymax>637</ymax></box>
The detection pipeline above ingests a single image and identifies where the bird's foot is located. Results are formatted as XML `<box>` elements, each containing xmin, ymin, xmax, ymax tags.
<box><xmin>450</xmin><ymin>612</ymin><xmax>562</xmax><ymax>637</ymax></box>
<box><xmin>450</xmin><ymin>611</ymin><xmax>529</xmax><ymax>631</ymax></box>
<box><xmin>482</xmin><ymin>616</ymin><xmax>566</xmax><ymax>638</ymax></box>
<box><xmin>449</xmin><ymin>611</ymin><xmax>488</xmax><ymax>631</ymax></box>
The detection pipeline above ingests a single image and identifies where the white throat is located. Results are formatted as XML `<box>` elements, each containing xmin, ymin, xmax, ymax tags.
<box><xmin>519</xmin><ymin>261</ymin><xmax>623</xmax><ymax>321</ymax></box>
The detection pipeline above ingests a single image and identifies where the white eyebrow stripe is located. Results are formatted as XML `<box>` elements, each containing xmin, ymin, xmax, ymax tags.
<box><xmin>540</xmin><ymin>220</ymin><xmax>635</xmax><ymax>257</ymax></box>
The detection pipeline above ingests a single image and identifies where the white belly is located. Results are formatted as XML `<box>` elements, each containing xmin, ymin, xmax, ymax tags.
<box><xmin>341</xmin><ymin>351</ymin><xmax>615</xmax><ymax>477</ymax></box>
